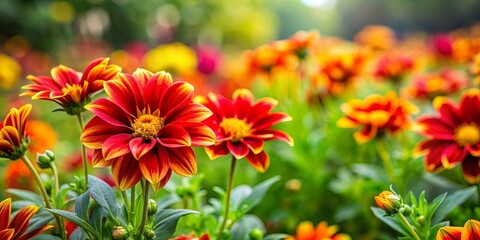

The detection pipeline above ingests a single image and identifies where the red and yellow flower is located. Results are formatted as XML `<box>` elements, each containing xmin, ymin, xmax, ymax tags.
<box><xmin>0</xmin><ymin>104</ymin><xmax>31</xmax><ymax>160</ymax></box>
<box><xmin>374</xmin><ymin>53</ymin><xmax>414</xmax><ymax>83</ymax></box>
<box><xmin>21</xmin><ymin>58</ymin><xmax>121</xmax><ymax>115</ymax></box>
<box><xmin>4</xmin><ymin>160</ymin><xmax>34</xmax><ymax>191</ymax></box>
<box><xmin>0</xmin><ymin>198</ymin><xmax>53</xmax><ymax>240</ymax></box>
<box><xmin>196</xmin><ymin>89</ymin><xmax>293</xmax><ymax>172</ymax></box>
<box><xmin>337</xmin><ymin>91</ymin><xmax>418</xmax><ymax>144</ymax></box>
<box><xmin>172</xmin><ymin>233</ymin><xmax>210</xmax><ymax>240</ymax></box>
<box><xmin>354</xmin><ymin>25</ymin><xmax>397</xmax><ymax>51</ymax></box>
<box><xmin>436</xmin><ymin>219</ymin><xmax>480</xmax><ymax>240</ymax></box>
<box><xmin>80</xmin><ymin>69</ymin><xmax>215</xmax><ymax>190</ymax></box>
<box><xmin>405</xmin><ymin>68</ymin><xmax>468</xmax><ymax>100</ymax></box>
<box><xmin>416</xmin><ymin>89</ymin><xmax>480</xmax><ymax>184</ymax></box>
<box><xmin>286</xmin><ymin>221</ymin><xmax>351</xmax><ymax>240</ymax></box>
<box><xmin>374</xmin><ymin>191</ymin><xmax>402</xmax><ymax>216</ymax></box>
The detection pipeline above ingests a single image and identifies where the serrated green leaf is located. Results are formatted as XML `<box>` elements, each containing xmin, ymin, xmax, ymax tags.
<box><xmin>75</xmin><ymin>190</ymin><xmax>91</xmax><ymax>221</ymax></box>
<box><xmin>47</xmin><ymin>209</ymin><xmax>101</xmax><ymax>239</ymax></box>
<box><xmin>153</xmin><ymin>209</ymin><xmax>198</xmax><ymax>240</ymax></box>
<box><xmin>6</xmin><ymin>189</ymin><xmax>42</xmax><ymax>204</ymax></box>
<box><xmin>88</xmin><ymin>175</ymin><xmax>120</xmax><ymax>217</ymax></box>
<box><xmin>371</xmin><ymin>207</ymin><xmax>408</xmax><ymax>236</ymax></box>
<box><xmin>431</xmin><ymin>186</ymin><xmax>476</xmax><ymax>224</ymax></box>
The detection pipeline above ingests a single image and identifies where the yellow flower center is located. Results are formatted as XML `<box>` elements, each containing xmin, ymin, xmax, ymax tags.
<box><xmin>132</xmin><ymin>114</ymin><xmax>163</xmax><ymax>139</ymax></box>
<box><xmin>219</xmin><ymin>118</ymin><xmax>251</xmax><ymax>142</ymax></box>
<box><xmin>454</xmin><ymin>123</ymin><xmax>480</xmax><ymax>146</ymax></box>
<box><xmin>425</xmin><ymin>77</ymin><xmax>443</xmax><ymax>93</ymax></box>
<box><xmin>61</xmin><ymin>83</ymin><xmax>84</xmax><ymax>103</ymax></box>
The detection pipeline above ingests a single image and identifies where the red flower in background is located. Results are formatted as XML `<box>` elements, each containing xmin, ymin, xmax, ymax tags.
<box><xmin>374</xmin><ymin>53</ymin><xmax>414</xmax><ymax>82</ymax></box>
<box><xmin>196</xmin><ymin>89</ymin><xmax>293</xmax><ymax>172</ymax></box>
<box><xmin>0</xmin><ymin>104</ymin><xmax>31</xmax><ymax>160</ymax></box>
<box><xmin>405</xmin><ymin>68</ymin><xmax>468</xmax><ymax>100</ymax></box>
<box><xmin>0</xmin><ymin>198</ymin><xmax>53</xmax><ymax>240</ymax></box>
<box><xmin>21</xmin><ymin>58</ymin><xmax>121</xmax><ymax>115</ymax></box>
<box><xmin>81</xmin><ymin>69</ymin><xmax>215</xmax><ymax>190</ymax></box>
<box><xmin>337</xmin><ymin>91</ymin><xmax>418</xmax><ymax>144</ymax></box>
<box><xmin>416</xmin><ymin>89</ymin><xmax>480</xmax><ymax>184</ymax></box>
<box><xmin>286</xmin><ymin>221</ymin><xmax>351</xmax><ymax>240</ymax></box>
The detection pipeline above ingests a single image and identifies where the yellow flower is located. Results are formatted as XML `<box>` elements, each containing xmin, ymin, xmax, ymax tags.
<box><xmin>0</xmin><ymin>54</ymin><xmax>22</xmax><ymax>90</ymax></box>
<box><xmin>142</xmin><ymin>43</ymin><xmax>197</xmax><ymax>75</ymax></box>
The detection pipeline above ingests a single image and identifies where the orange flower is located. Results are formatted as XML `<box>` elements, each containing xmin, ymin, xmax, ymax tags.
<box><xmin>405</xmin><ymin>68</ymin><xmax>468</xmax><ymax>100</ymax></box>
<box><xmin>0</xmin><ymin>104</ymin><xmax>31</xmax><ymax>160</ymax></box>
<box><xmin>374</xmin><ymin>191</ymin><xmax>402</xmax><ymax>216</ymax></box>
<box><xmin>80</xmin><ymin>69</ymin><xmax>215</xmax><ymax>190</ymax></box>
<box><xmin>4</xmin><ymin>160</ymin><xmax>34</xmax><ymax>191</ymax></box>
<box><xmin>374</xmin><ymin>53</ymin><xmax>414</xmax><ymax>82</ymax></box>
<box><xmin>354</xmin><ymin>25</ymin><xmax>397</xmax><ymax>50</ymax></box>
<box><xmin>21</xmin><ymin>58</ymin><xmax>121</xmax><ymax>115</ymax></box>
<box><xmin>337</xmin><ymin>91</ymin><xmax>418</xmax><ymax>144</ymax></box>
<box><xmin>197</xmin><ymin>89</ymin><xmax>293</xmax><ymax>172</ymax></box>
<box><xmin>25</xmin><ymin>120</ymin><xmax>57</xmax><ymax>154</ymax></box>
<box><xmin>0</xmin><ymin>198</ymin><xmax>53</xmax><ymax>240</ymax></box>
<box><xmin>244</xmin><ymin>44</ymin><xmax>299</xmax><ymax>81</ymax></box>
<box><xmin>271</xmin><ymin>30</ymin><xmax>320</xmax><ymax>59</ymax></box>
<box><xmin>470</xmin><ymin>53</ymin><xmax>480</xmax><ymax>84</ymax></box>
<box><xmin>436</xmin><ymin>219</ymin><xmax>480</xmax><ymax>240</ymax></box>
<box><xmin>416</xmin><ymin>89</ymin><xmax>480</xmax><ymax>183</ymax></box>
<box><xmin>286</xmin><ymin>221</ymin><xmax>351</xmax><ymax>240</ymax></box>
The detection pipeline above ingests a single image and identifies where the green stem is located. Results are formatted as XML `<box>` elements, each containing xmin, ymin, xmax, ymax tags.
<box><xmin>76</xmin><ymin>112</ymin><xmax>88</xmax><ymax>190</ymax></box>
<box><xmin>121</xmin><ymin>190</ymin><xmax>131</xmax><ymax>221</ymax></box>
<box><xmin>21</xmin><ymin>155</ymin><xmax>66</xmax><ymax>240</ymax></box>
<box><xmin>398</xmin><ymin>213</ymin><xmax>421</xmax><ymax>240</ymax></box>
<box><xmin>217</xmin><ymin>156</ymin><xmax>237</xmax><ymax>239</ymax></box>
<box><xmin>50</xmin><ymin>162</ymin><xmax>60</xmax><ymax>196</ymax></box>
<box><xmin>376</xmin><ymin>139</ymin><xmax>396</xmax><ymax>182</ymax></box>
<box><xmin>477</xmin><ymin>183</ymin><xmax>480</xmax><ymax>204</ymax></box>
<box><xmin>139</xmin><ymin>179</ymin><xmax>150</xmax><ymax>237</ymax></box>
<box><xmin>131</xmin><ymin>185</ymin><xmax>136</xmax><ymax>224</ymax></box>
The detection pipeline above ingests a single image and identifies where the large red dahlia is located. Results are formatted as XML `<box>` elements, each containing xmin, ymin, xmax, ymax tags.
<box><xmin>80</xmin><ymin>69</ymin><xmax>215</xmax><ymax>190</ymax></box>
<box><xmin>196</xmin><ymin>89</ymin><xmax>293</xmax><ymax>172</ymax></box>
<box><xmin>416</xmin><ymin>89</ymin><xmax>480</xmax><ymax>184</ymax></box>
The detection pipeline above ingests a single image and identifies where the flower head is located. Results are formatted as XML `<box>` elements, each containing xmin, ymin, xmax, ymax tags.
<box><xmin>4</xmin><ymin>160</ymin><xmax>34</xmax><ymax>191</ymax></box>
<box><xmin>286</xmin><ymin>221</ymin><xmax>351</xmax><ymax>240</ymax></box>
<box><xmin>81</xmin><ymin>69</ymin><xmax>215</xmax><ymax>190</ymax></box>
<box><xmin>354</xmin><ymin>25</ymin><xmax>397</xmax><ymax>50</ymax></box>
<box><xmin>374</xmin><ymin>53</ymin><xmax>414</xmax><ymax>82</ymax></box>
<box><xmin>337</xmin><ymin>91</ymin><xmax>418</xmax><ymax>144</ymax></box>
<box><xmin>172</xmin><ymin>233</ymin><xmax>210</xmax><ymax>240</ymax></box>
<box><xmin>0</xmin><ymin>104</ymin><xmax>32</xmax><ymax>160</ymax></box>
<box><xmin>416</xmin><ymin>89</ymin><xmax>480</xmax><ymax>183</ymax></box>
<box><xmin>436</xmin><ymin>219</ymin><xmax>480</xmax><ymax>240</ymax></box>
<box><xmin>21</xmin><ymin>58</ymin><xmax>121</xmax><ymax>115</ymax></box>
<box><xmin>196</xmin><ymin>89</ymin><xmax>293</xmax><ymax>172</ymax></box>
<box><xmin>374</xmin><ymin>191</ymin><xmax>402</xmax><ymax>216</ymax></box>
<box><xmin>405</xmin><ymin>69</ymin><xmax>468</xmax><ymax>100</ymax></box>
<box><xmin>0</xmin><ymin>198</ymin><xmax>53</xmax><ymax>240</ymax></box>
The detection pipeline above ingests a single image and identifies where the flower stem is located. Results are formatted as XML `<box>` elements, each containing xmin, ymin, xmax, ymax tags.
<box><xmin>76</xmin><ymin>112</ymin><xmax>88</xmax><ymax>190</ymax></box>
<box><xmin>139</xmin><ymin>179</ymin><xmax>150</xmax><ymax>237</ymax></box>
<box><xmin>398</xmin><ymin>212</ymin><xmax>421</xmax><ymax>240</ymax></box>
<box><xmin>217</xmin><ymin>156</ymin><xmax>237</xmax><ymax>239</ymax></box>
<box><xmin>375</xmin><ymin>139</ymin><xmax>396</xmax><ymax>182</ymax></box>
<box><xmin>121</xmin><ymin>190</ymin><xmax>131</xmax><ymax>221</ymax></box>
<box><xmin>50</xmin><ymin>162</ymin><xmax>60</xmax><ymax>197</ymax></box>
<box><xmin>21</xmin><ymin>155</ymin><xmax>66</xmax><ymax>240</ymax></box>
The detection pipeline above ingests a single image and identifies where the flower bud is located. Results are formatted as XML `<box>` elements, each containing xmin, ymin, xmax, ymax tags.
<box><xmin>36</xmin><ymin>150</ymin><xmax>55</xmax><ymax>169</ymax></box>
<box><xmin>285</xmin><ymin>179</ymin><xmax>301</xmax><ymax>192</ymax></box>
<box><xmin>249</xmin><ymin>228</ymin><xmax>264</xmax><ymax>240</ymax></box>
<box><xmin>144</xmin><ymin>229</ymin><xmax>156</xmax><ymax>239</ymax></box>
<box><xmin>374</xmin><ymin>191</ymin><xmax>402</xmax><ymax>216</ymax></box>
<box><xmin>148</xmin><ymin>199</ymin><xmax>158</xmax><ymax>216</ymax></box>
<box><xmin>112</xmin><ymin>226</ymin><xmax>129</xmax><ymax>240</ymax></box>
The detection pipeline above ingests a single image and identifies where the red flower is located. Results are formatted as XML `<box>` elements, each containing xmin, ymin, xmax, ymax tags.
<box><xmin>0</xmin><ymin>198</ymin><xmax>53</xmax><ymax>240</ymax></box>
<box><xmin>80</xmin><ymin>69</ymin><xmax>215</xmax><ymax>190</ymax></box>
<box><xmin>416</xmin><ymin>89</ymin><xmax>480</xmax><ymax>184</ymax></box>
<box><xmin>21</xmin><ymin>58</ymin><xmax>121</xmax><ymax>115</ymax></box>
<box><xmin>436</xmin><ymin>219</ymin><xmax>480</xmax><ymax>240</ymax></box>
<box><xmin>405</xmin><ymin>68</ymin><xmax>468</xmax><ymax>100</ymax></box>
<box><xmin>0</xmin><ymin>104</ymin><xmax>31</xmax><ymax>160</ymax></box>
<box><xmin>196</xmin><ymin>89</ymin><xmax>293</xmax><ymax>172</ymax></box>
<box><xmin>374</xmin><ymin>53</ymin><xmax>414</xmax><ymax>82</ymax></box>
<box><xmin>286</xmin><ymin>221</ymin><xmax>351</xmax><ymax>240</ymax></box>
<box><xmin>337</xmin><ymin>91</ymin><xmax>418</xmax><ymax>144</ymax></box>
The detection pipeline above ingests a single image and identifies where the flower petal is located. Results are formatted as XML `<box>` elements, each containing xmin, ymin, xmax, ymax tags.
<box><xmin>104</xmin><ymin>74</ymin><xmax>143</xmax><ymax>116</ymax></box>
<box><xmin>0</xmin><ymin>198</ymin><xmax>12</xmax><ymax>230</ymax></box>
<box><xmin>164</xmin><ymin>103</ymin><xmax>213</xmax><ymax>124</ymax></box>
<box><xmin>81</xmin><ymin>117</ymin><xmax>131</xmax><ymax>149</ymax></box>
<box><xmin>440</xmin><ymin>144</ymin><xmax>467</xmax><ymax>169</ymax></box>
<box><xmin>462</xmin><ymin>219</ymin><xmax>480</xmax><ymax>240</ymax></box>
<box><xmin>416</xmin><ymin>117</ymin><xmax>455</xmax><ymax>139</ymax></box>
<box><xmin>251</xmin><ymin>112</ymin><xmax>292</xmax><ymax>131</ymax></box>
<box><xmin>102</xmin><ymin>134</ymin><xmax>132</xmax><ymax>160</ymax></box>
<box><xmin>246</xmin><ymin>97</ymin><xmax>277</xmax><ymax>124</ymax></box>
<box><xmin>111</xmin><ymin>154</ymin><xmax>143</xmax><ymax>191</ymax></box>
<box><xmin>246</xmin><ymin>151</ymin><xmax>269</xmax><ymax>172</ymax></box>
<box><xmin>460</xmin><ymin>89</ymin><xmax>480</xmax><ymax>124</ymax></box>
<box><xmin>17</xmin><ymin>224</ymin><xmax>54</xmax><ymax>240</ymax></box>
<box><xmin>227</xmin><ymin>141</ymin><xmax>250</xmax><ymax>159</ymax></box>
<box><xmin>92</xmin><ymin>149</ymin><xmax>110</xmax><ymax>168</ymax></box>
<box><xmin>85</xmin><ymin>98</ymin><xmax>131</xmax><ymax>127</ymax></box>
<box><xmin>253</xmin><ymin>129</ymin><xmax>294</xmax><ymax>146</ymax></box>
<box><xmin>151</xmin><ymin>169</ymin><xmax>172</xmax><ymax>191</ymax></box>
<box><xmin>461</xmin><ymin>155</ymin><xmax>480</xmax><ymax>184</ymax></box>
<box><xmin>179</xmin><ymin>122</ymin><xmax>216</xmax><ymax>146</ymax></box>
<box><xmin>232</xmin><ymin>89</ymin><xmax>254</xmax><ymax>119</ymax></box>
<box><xmin>130</xmin><ymin>138</ymin><xmax>157</xmax><ymax>160</ymax></box>
<box><xmin>242</xmin><ymin>137</ymin><xmax>264</xmax><ymax>154</ymax></box>
<box><xmin>0</xmin><ymin>229</ymin><xmax>14</xmax><ymax>240</ymax></box>
<box><xmin>138</xmin><ymin>145</ymin><xmax>169</xmax><ymax>185</ymax></box>
<box><xmin>167</xmin><ymin>147</ymin><xmax>197</xmax><ymax>176</ymax></box>
<box><xmin>204</xmin><ymin>144</ymin><xmax>230</xmax><ymax>160</ymax></box>
<box><xmin>160</xmin><ymin>82</ymin><xmax>194</xmax><ymax>117</ymax></box>
<box><xmin>157</xmin><ymin>124</ymin><xmax>191</xmax><ymax>147</ymax></box>
<box><xmin>9</xmin><ymin>205</ymin><xmax>38</xmax><ymax>239</ymax></box>
<box><xmin>144</xmin><ymin>71</ymin><xmax>172</xmax><ymax>111</ymax></box>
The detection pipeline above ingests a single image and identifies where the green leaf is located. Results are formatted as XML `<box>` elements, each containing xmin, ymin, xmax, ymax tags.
<box><xmin>237</xmin><ymin>176</ymin><xmax>280</xmax><ymax>214</ymax></box>
<box><xmin>263</xmin><ymin>233</ymin><xmax>291</xmax><ymax>240</ymax></box>
<box><xmin>75</xmin><ymin>190</ymin><xmax>91</xmax><ymax>221</ymax></box>
<box><xmin>88</xmin><ymin>175</ymin><xmax>120</xmax><ymax>217</ymax></box>
<box><xmin>56</xmin><ymin>184</ymin><xmax>75</xmax><ymax>209</ymax></box>
<box><xmin>69</xmin><ymin>228</ymin><xmax>88</xmax><ymax>240</ymax></box>
<box><xmin>371</xmin><ymin>207</ymin><xmax>408</xmax><ymax>236</ymax></box>
<box><xmin>47</xmin><ymin>209</ymin><xmax>102</xmax><ymax>239</ymax></box>
<box><xmin>153</xmin><ymin>209</ymin><xmax>198</xmax><ymax>240</ymax></box>
<box><xmin>157</xmin><ymin>193</ymin><xmax>181</xmax><ymax>210</ymax></box>
<box><xmin>231</xmin><ymin>214</ymin><xmax>265</xmax><ymax>240</ymax></box>
<box><xmin>28</xmin><ymin>210</ymin><xmax>54</xmax><ymax>235</ymax></box>
<box><xmin>33</xmin><ymin>235</ymin><xmax>62</xmax><ymax>240</ymax></box>
<box><xmin>431</xmin><ymin>186</ymin><xmax>476</xmax><ymax>224</ymax></box>
<box><xmin>89</xmin><ymin>204</ymin><xmax>106</xmax><ymax>233</ymax></box>
<box><xmin>6</xmin><ymin>189</ymin><xmax>42</xmax><ymax>204</ymax></box>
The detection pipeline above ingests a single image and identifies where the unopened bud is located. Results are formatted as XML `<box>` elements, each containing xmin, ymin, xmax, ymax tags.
<box><xmin>144</xmin><ymin>229</ymin><xmax>156</xmax><ymax>239</ymax></box>
<box><xmin>374</xmin><ymin>191</ymin><xmax>402</xmax><ymax>216</ymax></box>
<box><xmin>36</xmin><ymin>150</ymin><xmax>55</xmax><ymax>169</ymax></box>
<box><xmin>148</xmin><ymin>199</ymin><xmax>158</xmax><ymax>216</ymax></box>
<box><xmin>249</xmin><ymin>228</ymin><xmax>264</xmax><ymax>240</ymax></box>
<box><xmin>112</xmin><ymin>226</ymin><xmax>128</xmax><ymax>240</ymax></box>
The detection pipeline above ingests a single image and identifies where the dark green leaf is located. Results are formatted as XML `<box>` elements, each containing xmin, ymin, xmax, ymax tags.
<box><xmin>89</xmin><ymin>204</ymin><xmax>106</xmax><ymax>233</ymax></box>
<box><xmin>157</xmin><ymin>193</ymin><xmax>181</xmax><ymax>210</ymax></box>
<box><xmin>263</xmin><ymin>233</ymin><xmax>291</xmax><ymax>240</ymax></box>
<box><xmin>33</xmin><ymin>235</ymin><xmax>62</xmax><ymax>240</ymax></box>
<box><xmin>431</xmin><ymin>186</ymin><xmax>476</xmax><ymax>224</ymax></box>
<box><xmin>28</xmin><ymin>210</ymin><xmax>55</xmax><ymax>235</ymax></box>
<box><xmin>88</xmin><ymin>175</ymin><xmax>120</xmax><ymax>217</ymax></box>
<box><xmin>69</xmin><ymin>228</ymin><xmax>88</xmax><ymax>240</ymax></box>
<box><xmin>153</xmin><ymin>209</ymin><xmax>198</xmax><ymax>240</ymax></box>
<box><xmin>75</xmin><ymin>190</ymin><xmax>91</xmax><ymax>221</ymax></box>
<box><xmin>371</xmin><ymin>207</ymin><xmax>408</xmax><ymax>236</ymax></box>
<box><xmin>230</xmin><ymin>185</ymin><xmax>253</xmax><ymax>212</ymax></box>
<box><xmin>6</xmin><ymin>189</ymin><xmax>42</xmax><ymax>204</ymax></box>
<box><xmin>46</xmin><ymin>209</ymin><xmax>101</xmax><ymax>239</ymax></box>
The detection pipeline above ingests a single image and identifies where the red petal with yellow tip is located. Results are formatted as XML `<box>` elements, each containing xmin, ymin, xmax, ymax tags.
<box><xmin>151</xmin><ymin>169</ymin><xmax>172</xmax><ymax>191</ymax></box>
<box><xmin>461</xmin><ymin>156</ymin><xmax>480</xmax><ymax>184</ymax></box>
<box><xmin>0</xmin><ymin>198</ymin><xmax>11</xmax><ymax>229</ymax></box>
<box><xmin>144</xmin><ymin>72</ymin><xmax>172</xmax><ymax>111</ymax></box>
<box><xmin>164</xmin><ymin>103</ymin><xmax>212</xmax><ymax>124</ymax></box>
<box><xmin>86</xmin><ymin>98</ymin><xmax>131</xmax><ymax>127</ymax></box>
<box><xmin>129</xmin><ymin>138</ymin><xmax>157</xmax><ymax>160</ymax></box>
<box><xmin>251</xmin><ymin>112</ymin><xmax>292</xmax><ymax>130</ymax></box>
<box><xmin>0</xmin><ymin>229</ymin><xmax>14</xmax><ymax>240</ymax></box>
<box><xmin>462</xmin><ymin>219</ymin><xmax>480</xmax><ymax>240</ymax></box>
<box><xmin>9</xmin><ymin>205</ymin><xmax>38</xmax><ymax>239</ymax></box>
<box><xmin>139</xmin><ymin>146</ymin><xmax>170</xmax><ymax>184</ymax></box>
<box><xmin>102</xmin><ymin>134</ymin><xmax>132</xmax><ymax>160</ymax></box>
<box><xmin>436</xmin><ymin>226</ymin><xmax>463</xmax><ymax>240</ymax></box>
<box><xmin>246</xmin><ymin>151</ymin><xmax>269</xmax><ymax>173</ymax></box>
<box><xmin>158</xmin><ymin>125</ymin><xmax>191</xmax><ymax>147</ymax></box>
<box><xmin>92</xmin><ymin>149</ymin><xmax>110</xmax><ymax>168</ymax></box>
<box><xmin>204</xmin><ymin>144</ymin><xmax>230</xmax><ymax>160</ymax></box>
<box><xmin>81</xmin><ymin>117</ymin><xmax>130</xmax><ymax>149</ymax></box>
<box><xmin>243</xmin><ymin>137</ymin><xmax>264</xmax><ymax>154</ymax></box>
<box><xmin>180</xmin><ymin>122</ymin><xmax>216</xmax><ymax>146</ymax></box>
<box><xmin>17</xmin><ymin>224</ymin><xmax>54</xmax><ymax>240</ymax></box>
<box><xmin>104</xmin><ymin>75</ymin><xmax>142</xmax><ymax>116</ymax></box>
<box><xmin>167</xmin><ymin>147</ymin><xmax>197</xmax><ymax>176</ymax></box>
<box><xmin>227</xmin><ymin>141</ymin><xmax>250</xmax><ymax>159</ymax></box>
<box><xmin>111</xmin><ymin>155</ymin><xmax>143</xmax><ymax>191</ymax></box>
<box><xmin>160</xmin><ymin>82</ymin><xmax>194</xmax><ymax>116</ymax></box>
